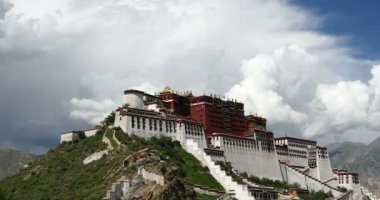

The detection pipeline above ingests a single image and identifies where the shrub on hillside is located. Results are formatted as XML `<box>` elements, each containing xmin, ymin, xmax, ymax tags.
<box><xmin>101</xmin><ymin>112</ymin><xmax>115</xmax><ymax>127</ymax></box>
<box><xmin>299</xmin><ymin>190</ymin><xmax>333</xmax><ymax>200</ymax></box>
<box><xmin>0</xmin><ymin>189</ymin><xmax>6</xmax><ymax>200</ymax></box>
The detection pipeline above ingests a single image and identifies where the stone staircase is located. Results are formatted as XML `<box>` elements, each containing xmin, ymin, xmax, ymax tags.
<box><xmin>184</xmin><ymin>139</ymin><xmax>255</xmax><ymax>200</ymax></box>
<box><xmin>281</xmin><ymin>161</ymin><xmax>342</xmax><ymax>197</ymax></box>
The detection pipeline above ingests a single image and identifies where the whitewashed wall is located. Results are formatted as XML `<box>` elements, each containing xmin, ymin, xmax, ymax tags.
<box><xmin>117</xmin><ymin>114</ymin><xmax>207</xmax><ymax>150</ymax></box>
<box><xmin>60</xmin><ymin>132</ymin><xmax>74</xmax><ymax>144</ymax></box>
<box><xmin>316</xmin><ymin>153</ymin><xmax>337</xmax><ymax>187</ymax></box>
<box><xmin>124</xmin><ymin>93</ymin><xmax>145</xmax><ymax>109</ymax></box>
<box><xmin>84</xmin><ymin>129</ymin><xmax>98</xmax><ymax>137</ymax></box>
<box><xmin>219</xmin><ymin>137</ymin><xmax>283</xmax><ymax>181</ymax></box>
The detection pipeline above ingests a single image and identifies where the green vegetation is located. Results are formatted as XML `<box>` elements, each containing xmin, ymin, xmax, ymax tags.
<box><xmin>0</xmin><ymin>133</ymin><xmax>113</xmax><ymax>200</ymax></box>
<box><xmin>298</xmin><ymin>190</ymin><xmax>333</xmax><ymax>200</ymax></box>
<box><xmin>115</xmin><ymin>130</ymin><xmax>224</xmax><ymax>191</ymax></box>
<box><xmin>0</xmin><ymin>128</ymin><xmax>223</xmax><ymax>199</ymax></box>
<box><xmin>196</xmin><ymin>193</ymin><xmax>219</xmax><ymax>200</ymax></box>
<box><xmin>101</xmin><ymin>112</ymin><xmax>115</xmax><ymax>127</ymax></box>
<box><xmin>244</xmin><ymin>174</ymin><xmax>300</xmax><ymax>190</ymax></box>
<box><xmin>0</xmin><ymin>189</ymin><xmax>6</xmax><ymax>200</ymax></box>
<box><xmin>215</xmin><ymin>161</ymin><xmax>300</xmax><ymax>191</ymax></box>
<box><xmin>337</xmin><ymin>186</ymin><xmax>348</xmax><ymax>192</ymax></box>
<box><xmin>105</xmin><ymin>128</ymin><xmax>117</xmax><ymax>148</ymax></box>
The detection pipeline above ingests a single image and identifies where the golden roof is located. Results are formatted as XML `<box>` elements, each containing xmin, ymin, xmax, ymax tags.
<box><xmin>162</xmin><ymin>86</ymin><xmax>173</xmax><ymax>93</ymax></box>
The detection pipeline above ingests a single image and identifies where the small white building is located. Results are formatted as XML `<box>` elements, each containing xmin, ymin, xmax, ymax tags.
<box><xmin>60</xmin><ymin>128</ymin><xmax>99</xmax><ymax>144</ymax></box>
<box><xmin>333</xmin><ymin>169</ymin><xmax>363</xmax><ymax>199</ymax></box>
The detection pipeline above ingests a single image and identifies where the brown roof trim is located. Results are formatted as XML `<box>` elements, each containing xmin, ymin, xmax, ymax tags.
<box><xmin>274</xmin><ymin>136</ymin><xmax>316</xmax><ymax>144</ymax></box>
<box><xmin>335</xmin><ymin>172</ymin><xmax>359</xmax><ymax>176</ymax></box>
<box><xmin>212</xmin><ymin>133</ymin><xmax>253</xmax><ymax>141</ymax></box>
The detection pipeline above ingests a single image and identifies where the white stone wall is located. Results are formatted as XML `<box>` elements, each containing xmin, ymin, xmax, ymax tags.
<box><xmin>102</xmin><ymin>177</ymin><xmax>131</xmax><ymax>200</ymax></box>
<box><xmin>60</xmin><ymin>128</ymin><xmax>99</xmax><ymax>144</ymax></box>
<box><xmin>147</xmin><ymin>103</ymin><xmax>160</xmax><ymax>112</ymax></box>
<box><xmin>277</xmin><ymin>153</ymin><xmax>308</xmax><ymax>168</ymax></box>
<box><xmin>138</xmin><ymin>167</ymin><xmax>165</xmax><ymax>185</ymax></box>
<box><xmin>124</xmin><ymin>93</ymin><xmax>145</xmax><ymax>109</ymax></box>
<box><xmin>60</xmin><ymin>132</ymin><xmax>74</xmax><ymax>144</ymax></box>
<box><xmin>218</xmin><ymin>136</ymin><xmax>283</xmax><ymax>181</ymax></box>
<box><xmin>117</xmin><ymin>114</ymin><xmax>207</xmax><ymax>150</ymax></box>
<box><xmin>183</xmin><ymin>139</ymin><xmax>254</xmax><ymax>200</ymax></box>
<box><xmin>84</xmin><ymin>129</ymin><xmax>98</xmax><ymax>137</ymax></box>
<box><xmin>280</xmin><ymin>163</ymin><xmax>342</xmax><ymax>197</ymax></box>
<box><xmin>316</xmin><ymin>152</ymin><xmax>337</xmax><ymax>187</ymax></box>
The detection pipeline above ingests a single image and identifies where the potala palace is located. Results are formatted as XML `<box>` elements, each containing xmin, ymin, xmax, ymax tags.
<box><xmin>61</xmin><ymin>87</ymin><xmax>378</xmax><ymax>200</ymax></box>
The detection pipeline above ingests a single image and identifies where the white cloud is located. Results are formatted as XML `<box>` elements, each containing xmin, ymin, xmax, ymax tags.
<box><xmin>1</xmin><ymin>0</ymin><xmax>380</xmax><ymax>152</ymax></box>
<box><xmin>303</xmin><ymin>65</ymin><xmax>380</xmax><ymax>139</ymax></box>
<box><xmin>0</xmin><ymin>0</ymin><xmax>12</xmax><ymax>20</ymax></box>
<box><xmin>227</xmin><ymin>45</ymin><xmax>380</xmax><ymax>143</ymax></box>
<box><xmin>68</xmin><ymin>72</ymin><xmax>160</xmax><ymax>124</ymax></box>
<box><xmin>69</xmin><ymin>98</ymin><xmax>115</xmax><ymax>125</ymax></box>
<box><xmin>227</xmin><ymin>45</ymin><xmax>316</xmax><ymax>124</ymax></box>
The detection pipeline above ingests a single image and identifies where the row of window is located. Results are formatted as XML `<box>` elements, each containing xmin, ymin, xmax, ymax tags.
<box><xmin>277</xmin><ymin>152</ymin><xmax>307</xmax><ymax>159</ymax></box>
<box><xmin>338</xmin><ymin>175</ymin><xmax>351</xmax><ymax>184</ymax></box>
<box><xmin>184</xmin><ymin>124</ymin><xmax>203</xmax><ymax>135</ymax></box>
<box><xmin>131</xmin><ymin>116</ymin><xmax>177</xmax><ymax>133</ymax></box>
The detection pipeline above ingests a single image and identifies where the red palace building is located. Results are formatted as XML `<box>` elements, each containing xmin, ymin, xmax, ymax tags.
<box><xmin>190</xmin><ymin>95</ymin><xmax>246</xmax><ymax>136</ymax></box>
<box><xmin>155</xmin><ymin>87</ymin><xmax>270</xmax><ymax>139</ymax></box>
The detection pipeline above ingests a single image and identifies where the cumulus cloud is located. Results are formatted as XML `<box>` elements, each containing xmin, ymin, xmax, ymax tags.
<box><xmin>70</xmin><ymin>98</ymin><xmax>115</xmax><ymax>124</ymax></box>
<box><xmin>227</xmin><ymin>45</ymin><xmax>314</xmax><ymax>124</ymax></box>
<box><xmin>0</xmin><ymin>0</ymin><xmax>12</xmax><ymax>20</ymax></box>
<box><xmin>68</xmin><ymin>72</ymin><xmax>160</xmax><ymax>124</ymax></box>
<box><xmin>0</xmin><ymin>0</ymin><xmax>379</xmax><ymax>153</ymax></box>
<box><xmin>227</xmin><ymin>45</ymin><xmax>380</xmax><ymax>142</ymax></box>
<box><xmin>304</xmin><ymin>65</ymin><xmax>380</xmax><ymax>137</ymax></box>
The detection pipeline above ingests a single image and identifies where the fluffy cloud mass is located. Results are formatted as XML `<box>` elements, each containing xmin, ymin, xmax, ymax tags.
<box><xmin>0</xmin><ymin>0</ymin><xmax>379</xmax><ymax>153</ymax></box>
<box><xmin>305</xmin><ymin>65</ymin><xmax>380</xmax><ymax>137</ymax></box>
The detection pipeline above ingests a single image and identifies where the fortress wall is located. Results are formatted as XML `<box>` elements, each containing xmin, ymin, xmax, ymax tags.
<box><xmin>316</xmin><ymin>156</ymin><xmax>336</xmax><ymax>186</ymax></box>
<box><xmin>84</xmin><ymin>129</ymin><xmax>98</xmax><ymax>137</ymax></box>
<box><xmin>60</xmin><ymin>132</ymin><xmax>75</xmax><ymax>144</ymax></box>
<box><xmin>283</xmin><ymin>164</ymin><xmax>341</xmax><ymax>197</ymax></box>
<box><xmin>124</xmin><ymin>92</ymin><xmax>145</xmax><ymax>109</ymax></box>
<box><xmin>220</xmin><ymin>137</ymin><xmax>282</xmax><ymax>180</ymax></box>
<box><xmin>102</xmin><ymin>177</ymin><xmax>131</xmax><ymax>200</ymax></box>
<box><xmin>60</xmin><ymin>128</ymin><xmax>99</xmax><ymax>144</ymax></box>
<box><xmin>277</xmin><ymin>154</ymin><xmax>308</xmax><ymax>168</ymax></box>
<box><xmin>138</xmin><ymin>167</ymin><xmax>165</xmax><ymax>185</ymax></box>
<box><xmin>184</xmin><ymin>139</ymin><xmax>254</xmax><ymax>200</ymax></box>
<box><xmin>117</xmin><ymin>114</ymin><xmax>208</xmax><ymax>150</ymax></box>
<box><xmin>114</xmin><ymin>111</ymin><xmax>122</xmax><ymax>127</ymax></box>
<box><xmin>120</xmin><ymin>115</ymin><xmax>176</xmax><ymax>140</ymax></box>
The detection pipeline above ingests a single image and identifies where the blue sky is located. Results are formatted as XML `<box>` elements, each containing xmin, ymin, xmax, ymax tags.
<box><xmin>294</xmin><ymin>0</ymin><xmax>380</xmax><ymax>60</ymax></box>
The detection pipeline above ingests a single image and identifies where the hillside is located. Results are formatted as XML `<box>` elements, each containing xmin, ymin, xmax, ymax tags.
<box><xmin>0</xmin><ymin>149</ymin><xmax>37</xmax><ymax>181</ymax></box>
<box><xmin>0</xmin><ymin>128</ymin><xmax>223</xmax><ymax>200</ymax></box>
<box><xmin>328</xmin><ymin>137</ymin><xmax>380</xmax><ymax>197</ymax></box>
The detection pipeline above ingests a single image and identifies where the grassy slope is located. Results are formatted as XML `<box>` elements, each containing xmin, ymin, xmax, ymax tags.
<box><xmin>0</xmin><ymin>134</ymin><xmax>118</xmax><ymax>200</ymax></box>
<box><xmin>0</xmin><ymin>130</ymin><xmax>223</xmax><ymax>199</ymax></box>
<box><xmin>105</xmin><ymin>129</ymin><xmax>117</xmax><ymax>148</ymax></box>
<box><xmin>115</xmin><ymin>130</ymin><xmax>224</xmax><ymax>191</ymax></box>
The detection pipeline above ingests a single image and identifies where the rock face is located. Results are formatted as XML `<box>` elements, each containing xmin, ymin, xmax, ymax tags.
<box><xmin>0</xmin><ymin>149</ymin><xmax>37</xmax><ymax>181</ymax></box>
<box><xmin>328</xmin><ymin>137</ymin><xmax>380</xmax><ymax>197</ymax></box>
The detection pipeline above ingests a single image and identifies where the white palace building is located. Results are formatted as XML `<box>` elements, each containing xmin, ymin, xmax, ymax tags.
<box><xmin>62</xmin><ymin>88</ymin><xmax>377</xmax><ymax>200</ymax></box>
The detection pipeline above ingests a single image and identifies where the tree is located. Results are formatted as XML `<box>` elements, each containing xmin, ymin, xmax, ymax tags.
<box><xmin>0</xmin><ymin>189</ymin><xmax>6</xmax><ymax>200</ymax></box>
